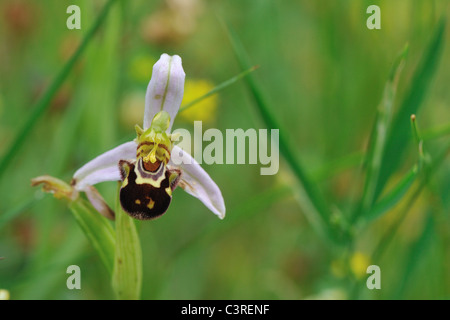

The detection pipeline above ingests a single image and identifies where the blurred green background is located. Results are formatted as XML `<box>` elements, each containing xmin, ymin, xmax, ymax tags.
<box><xmin>0</xmin><ymin>0</ymin><xmax>449</xmax><ymax>300</ymax></box>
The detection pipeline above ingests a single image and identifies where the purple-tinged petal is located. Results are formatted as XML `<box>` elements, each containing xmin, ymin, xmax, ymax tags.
<box><xmin>72</xmin><ymin>141</ymin><xmax>137</xmax><ymax>191</ymax></box>
<box><xmin>144</xmin><ymin>54</ymin><xmax>185</xmax><ymax>131</ymax></box>
<box><xmin>169</xmin><ymin>146</ymin><xmax>225</xmax><ymax>219</ymax></box>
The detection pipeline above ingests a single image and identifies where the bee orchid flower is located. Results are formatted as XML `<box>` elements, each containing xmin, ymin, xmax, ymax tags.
<box><xmin>71</xmin><ymin>54</ymin><xmax>225</xmax><ymax>220</ymax></box>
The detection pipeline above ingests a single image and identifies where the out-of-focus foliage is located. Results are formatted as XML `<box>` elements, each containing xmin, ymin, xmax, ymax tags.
<box><xmin>0</xmin><ymin>0</ymin><xmax>449</xmax><ymax>300</ymax></box>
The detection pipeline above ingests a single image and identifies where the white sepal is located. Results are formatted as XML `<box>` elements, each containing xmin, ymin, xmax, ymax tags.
<box><xmin>144</xmin><ymin>54</ymin><xmax>185</xmax><ymax>132</ymax></box>
<box><xmin>72</xmin><ymin>141</ymin><xmax>137</xmax><ymax>190</ymax></box>
<box><xmin>169</xmin><ymin>146</ymin><xmax>226</xmax><ymax>219</ymax></box>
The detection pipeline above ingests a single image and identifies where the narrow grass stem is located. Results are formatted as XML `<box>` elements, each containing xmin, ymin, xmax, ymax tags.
<box><xmin>180</xmin><ymin>66</ymin><xmax>259</xmax><ymax>113</ymax></box>
<box><xmin>225</xmin><ymin>24</ymin><xmax>338</xmax><ymax>244</ymax></box>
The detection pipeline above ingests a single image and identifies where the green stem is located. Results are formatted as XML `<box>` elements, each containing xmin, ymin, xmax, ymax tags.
<box><xmin>179</xmin><ymin>65</ymin><xmax>259</xmax><ymax>112</ymax></box>
<box><xmin>69</xmin><ymin>198</ymin><xmax>116</xmax><ymax>276</ymax></box>
<box><xmin>112</xmin><ymin>183</ymin><xmax>142</xmax><ymax>300</ymax></box>
<box><xmin>225</xmin><ymin>24</ymin><xmax>337</xmax><ymax>244</ymax></box>
<box><xmin>372</xmin><ymin>141</ymin><xmax>450</xmax><ymax>263</ymax></box>
<box><xmin>356</xmin><ymin>45</ymin><xmax>407</xmax><ymax>223</ymax></box>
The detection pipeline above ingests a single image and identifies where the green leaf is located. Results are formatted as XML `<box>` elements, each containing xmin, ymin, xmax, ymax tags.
<box><xmin>371</xmin><ymin>141</ymin><xmax>450</xmax><ymax>263</ymax></box>
<box><xmin>357</xmin><ymin>45</ymin><xmax>408</xmax><ymax>221</ymax></box>
<box><xmin>112</xmin><ymin>184</ymin><xmax>142</xmax><ymax>300</ymax></box>
<box><xmin>373</xmin><ymin>19</ymin><xmax>446</xmax><ymax>201</ymax></box>
<box><xmin>69</xmin><ymin>198</ymin><xmax>116</xmax><ymax>276</ymax></box>
<box><xmin>225</xmin><ymin>24</ymin><xmax>337</xmax><ymax>243</ymax></box>
<box><xmin>363</xmin><ymin>166</ymin><xmax>418</xmax><ymax>223</ymax></box>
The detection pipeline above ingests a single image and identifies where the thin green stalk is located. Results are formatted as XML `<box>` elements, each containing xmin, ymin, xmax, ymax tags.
<box><xmin>110</xmin><ymin>65</ymin><xmax>260</xmax><ymax>144</ymax></box>
<box><xmin>410</xmin><ymin>114</ymin><xmax>428</xmax><ymax>173</ymax></box>
<box><xmin>356</xmin><ymin>45</ymin><xmax>408</xmax><ymax>223</ymax></box>
<box><xmin>362</xmin><ymin>166</ymin><xmax>418</xmax><ymax>224</ymax></box>
<box><xmin>352</xmin><ymin>136</ymin><xmax>449</xmax><ymax>299</ymax></box>
<box><xmin>0</xmin><ymin>0</ymin><xmax>118</xmax><ymax>179</ymax></box>
<box><xmin>410</xmin><ymin>115</ymin><xmax>421</xmax><ymax>146</ymax></box>
<box><xmin>225</xmin><ymin>24</ymin><xmax>338</xmax><ymax>244</ymax></box>
<box><xmin>69</xmin><ymin>198</ymin><xmax>116</xmax><ymax>276</ymax></box>
<box><xmin>373</xmin><ymin>19</ymin><xmax>446</xmax><ymax>201</ymax></box>
<box><xmin>112</xmin><ymin>183</ymin><xmax>142</xmax><ymax>300</ymax></box>
<box><xmin>180</xmin><ymin>66</ymin><xmax>259</xmax><ymax>112</ymax></box>
<box><xmin>371</xmin><ymin>141</ymin><xmax>450</xmax><ymax>263</ymax></box>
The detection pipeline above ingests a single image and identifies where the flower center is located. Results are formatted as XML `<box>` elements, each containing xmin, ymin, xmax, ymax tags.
<box><xmin>134</xmin><ymin>111</ymin><xmax>178</xmax><ymax>167</ymax></box>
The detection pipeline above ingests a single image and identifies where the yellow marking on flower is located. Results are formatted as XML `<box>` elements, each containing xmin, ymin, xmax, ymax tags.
<box><xmin>147</xmin><ymin>198</ymin><xmax>155</xmax><ymax>209</ymax></box>
<box><xmin>135</xmin><ymin>113</ymin><xmax>177</xmax><ymax>165</ymax></box>
<box><xmin>144</xmin><ymin>144</ymin><xmax>159</xmax><ymax>163</ymax></box>
<box><xmin>180</xmin><ymin>79</ymin><xmax>217</xmax><ymax>123</ymax></box>
<box><xmin>350</xmin><ymin>252</ymin><xmax>370</xmax><ymax>279</ymax></box>
<box><xmin>134</xmin><ymin>166</ymin><xmax>166</xmax><ymax>188</ymax></box>
<box><xmin>138</xmin><ymin>140</ymin><xmax>171</xmax><ymax>165</ymax></box>
<box><xmin>135</xmin><ymin>199</ymin><xmax>141</xmax><ymax>205</ymax></box>
<box><xmin>165</xmin><ymin>187</ymin><xmax>172</xmax><ymax>196</ymax></box>
<box><xmin>122</xmin><ymin>175</ymin><xmax>129</xmax><ymax>188</ymax></box>
<box><xmin>119</xmin><ymin>162</ymin><xmax>132</xmax><ymax>188</ymax></box>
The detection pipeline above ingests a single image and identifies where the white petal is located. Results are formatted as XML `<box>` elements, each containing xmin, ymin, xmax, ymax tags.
<box><xmin>169</xmin><ymin>146</ymin><xmax>225</xmax><ymax>219</ymax></box>
<box><xmin>72</xmin><ymin>141</ymin><xmax>137</xmax><ymax>190</ymax></box>
<box><xmin>144</xmin><ymin>54</ymin><xmax>185</xmax><ymax>131</ymax></box>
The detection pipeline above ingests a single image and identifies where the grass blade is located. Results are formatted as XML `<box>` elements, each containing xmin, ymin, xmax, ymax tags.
<box><xmin>373</xmin><ymin>19</ymin><xmax>446</xmax><ymax>201</ymax></box>
<box><xmin>180</xmin><ymin>65</ymin><xmax>259</xmax><ymax>113</ymax></box>
<box><xmin>112</xmin><ymin>184</ymin><xmax>142</xmax><ymax>300</ymax></box>
<box><xmin>225</xmin><ymin>24</ymin><xmax>336</xmax><ymax>242</ymax></box>
<box><xmin>0</xmin><ymin>0</ymin><xmax>118</xmax><ymax>179</ymax></box>
<box><xmin>372</xmin><ymin>140</ymin><xmax>450</xmax><ymax>263</ymax></box>
<box><xmin>392</xmin><ymin>214</ymin><xmax>435</xmax><ymax>299</ymax></box>
<box><xmin>363</xmin><ymin>166</ymin><xmax>418</xmax><ymax>223</ymax></box>
<box><xmin>357</xmin><ymin>45</ymin><xmax>408</xmax><ymax>221</ymax></box>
